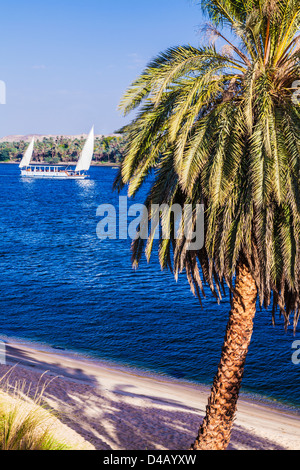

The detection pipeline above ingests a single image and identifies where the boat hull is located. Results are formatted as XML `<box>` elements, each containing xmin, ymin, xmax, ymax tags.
<box><xmin>21</xmin><ymin>174</ymin><xmax>88</xmax><ymax>180</ymax></box>
<box><xmin>20</xmin><ymin>168</ymin><xmax>89</xmax><ymax>180</ymax></box>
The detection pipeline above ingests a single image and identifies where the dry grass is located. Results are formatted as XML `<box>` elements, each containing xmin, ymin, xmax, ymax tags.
<box><xmin>0</xmin><ymin>368</ymin><xmax>71</xmax><ymax>450</ymax></box>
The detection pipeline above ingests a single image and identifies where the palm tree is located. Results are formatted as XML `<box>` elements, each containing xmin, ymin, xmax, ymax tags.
<box><xmin>115</xmin><ymin>0</ymin><xmax>300</xmax><ymax>450</ymax></box>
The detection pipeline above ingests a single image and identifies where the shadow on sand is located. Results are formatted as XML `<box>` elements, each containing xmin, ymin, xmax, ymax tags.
<box><xmin>0</xmin><ymin>345</ymin><xmax>287</xmax><ymax>451</ymax></box>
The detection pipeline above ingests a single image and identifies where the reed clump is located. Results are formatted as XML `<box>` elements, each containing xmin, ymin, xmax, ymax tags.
<box><xmin>0</xmin><ymin>369</ymin><xmax>70</xmax><ymax>450</ymax></box>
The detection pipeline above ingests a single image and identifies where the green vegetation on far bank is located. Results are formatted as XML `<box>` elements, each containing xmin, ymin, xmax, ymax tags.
<box><xmin>0</xmin><ymin>135</ymin><xmax>125</xmax><ymax>166</ymax></box>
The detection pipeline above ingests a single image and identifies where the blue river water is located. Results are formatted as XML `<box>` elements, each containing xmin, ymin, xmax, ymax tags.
<box><xmin>0</xmin><ymin>163</ymin><xmax>299</xmax><ymax>409</ymax></box>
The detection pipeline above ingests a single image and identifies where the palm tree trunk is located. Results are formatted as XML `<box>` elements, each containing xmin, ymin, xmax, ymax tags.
<box><xmin>191</xmin><ymin>260</ymin><xmax>257</xmax><ymax>450</ymax></box>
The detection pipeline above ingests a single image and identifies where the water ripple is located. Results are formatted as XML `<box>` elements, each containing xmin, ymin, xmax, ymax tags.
<box><xmin>0</xmin><ymin>164</ymin><xmax>299</xmax><ymax>409</ymax></box>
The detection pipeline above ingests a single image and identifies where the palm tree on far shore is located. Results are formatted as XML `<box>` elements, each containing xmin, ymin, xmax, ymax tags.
<box><xmin>115</xmin><ymin>0</ymin><xmax>300</xmax><ymax>450</ymax></box>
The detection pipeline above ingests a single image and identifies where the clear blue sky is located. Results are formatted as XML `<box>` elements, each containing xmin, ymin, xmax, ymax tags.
<box><xmin>0</xmin><ymin>0</ymin><xmax>207</xmax><ymax>136</ymax></box>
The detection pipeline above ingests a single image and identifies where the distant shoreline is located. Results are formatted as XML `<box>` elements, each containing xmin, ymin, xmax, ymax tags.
<box><xmin>0</xmin><ymin>161</ymin><xmax>120</xmax><ymax>167</ymax></box>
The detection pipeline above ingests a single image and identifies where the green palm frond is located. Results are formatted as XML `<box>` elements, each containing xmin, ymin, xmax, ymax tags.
<box><xmin>116</xmin><ymin>0</ymin><xmax>300</xmax><ymax>332</ymax></box>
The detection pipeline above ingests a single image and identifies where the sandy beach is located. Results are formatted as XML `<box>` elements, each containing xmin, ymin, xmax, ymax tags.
<box><xmin>0</xmin><ymin>339</ymin><xmax>299</xmax><ymax>451</ymax></box>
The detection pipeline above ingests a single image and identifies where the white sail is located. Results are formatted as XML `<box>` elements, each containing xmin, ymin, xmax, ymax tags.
<box><xmin>19</xmin><ymin>138</ymin><xmax>35</xmax><ymax>168</ymax></box>
<box><xmin>75</xmin><ymin>126</ymin><xmax>94</xmax><ymax>172</ymax></box>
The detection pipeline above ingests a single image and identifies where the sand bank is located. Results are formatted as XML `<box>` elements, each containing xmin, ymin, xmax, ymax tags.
<box><xmin>0</xmin><ymin>339</ymin><xmax>299</xmax><ymax>450</ymax></box>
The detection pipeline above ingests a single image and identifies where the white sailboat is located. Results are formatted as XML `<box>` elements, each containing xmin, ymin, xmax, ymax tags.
<box><xmin>19</xmin><ymin>137</ymin><xmax>35</xmax><ymax>169</ymax></box>
<box><xmin>20</xmin><ymin>127</ymin><xmax>95</xmax><ymax>179</ymax></box>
